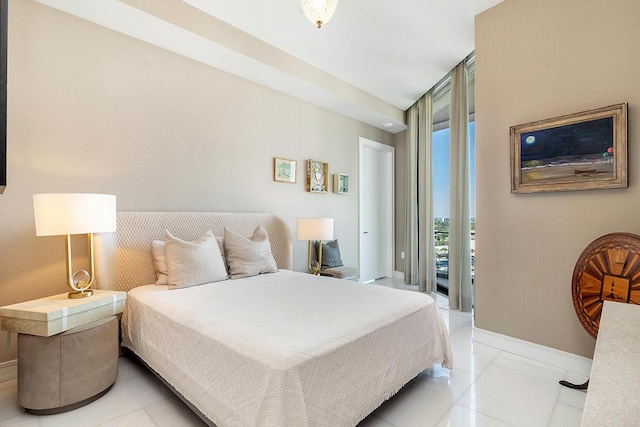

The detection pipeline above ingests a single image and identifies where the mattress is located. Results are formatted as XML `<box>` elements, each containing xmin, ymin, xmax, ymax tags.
<box><xmin>122</xmin><ymin>270</ymin><xmax>452</xmax><ymax>427</ymax></box>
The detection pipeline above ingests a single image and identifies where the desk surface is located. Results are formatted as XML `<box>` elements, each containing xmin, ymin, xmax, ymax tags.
<box><xmin>581</xmin><ymin>301</ymin><xmax>640</xmax><ymax>426</ymax></box>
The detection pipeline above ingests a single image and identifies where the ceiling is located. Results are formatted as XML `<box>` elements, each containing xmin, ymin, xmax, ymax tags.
<box><xmin>36</xmin><ymin>0</ymin><xmax>504</xmax><ymax>133</ymax></box>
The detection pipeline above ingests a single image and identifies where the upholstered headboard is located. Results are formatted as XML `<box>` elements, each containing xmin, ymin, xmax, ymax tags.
<box><xmin>94</xmin><ymin>212</ymin><xmax>293</xmax><ymax>292</ymax></box>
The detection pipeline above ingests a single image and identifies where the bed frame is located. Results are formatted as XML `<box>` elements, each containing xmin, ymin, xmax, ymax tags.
<box><xmin>94</xmin><ymin>212</ymin><xmax>293</xmax><ymax>292</ymax></box>
<box><xmin>93</xmin><ymin>212</ymin><xmax>294</xmax><ymax>426</ymax></box>
<box><xmin>93</xmin><ymin>211</ymin><xmax>451</xmax><ymax>427</ymax></box>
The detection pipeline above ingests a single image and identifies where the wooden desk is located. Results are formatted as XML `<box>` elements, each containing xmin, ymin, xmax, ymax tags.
<box><xmin>581</xmin><ymin>301</ymin><xmax>640</xmax><ymax>426</ymax></box>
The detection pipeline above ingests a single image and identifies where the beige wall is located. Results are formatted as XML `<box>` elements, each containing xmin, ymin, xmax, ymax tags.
<box><xmin>0</xmin><ymin>1</ymin><xmax>393</xmax><ymax>363</ymax></box>
<box><xmin>475</xmin><ymin>0</ymin><xmax>640</xmax><ymax>358</ymax></box>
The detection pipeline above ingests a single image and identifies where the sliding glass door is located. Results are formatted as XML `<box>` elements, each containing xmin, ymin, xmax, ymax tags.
<box><xmin>432</xmin><ymin>59</ymin><xmax>476</xmax><ymax>295</ymax></box>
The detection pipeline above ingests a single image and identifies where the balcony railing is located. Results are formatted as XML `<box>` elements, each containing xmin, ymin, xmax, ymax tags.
<box><xmin>434</xmin><ymin>228</ymin><xmax>475</xmax><ymax>295</ymax></box>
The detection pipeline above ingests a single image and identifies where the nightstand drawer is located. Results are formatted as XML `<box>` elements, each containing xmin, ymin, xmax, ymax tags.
<box><xmin>0</xmin><ymin>290</ymin><xmax>126</xmax><ymax>337</ymax></box>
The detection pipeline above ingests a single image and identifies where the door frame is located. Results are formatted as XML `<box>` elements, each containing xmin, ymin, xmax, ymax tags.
<box><xmin>358</xmin><ymin>137</ymin><xmax>394</xmax><ymax>282</ymax></box>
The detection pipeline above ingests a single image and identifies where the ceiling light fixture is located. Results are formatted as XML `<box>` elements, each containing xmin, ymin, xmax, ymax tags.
<box><xmin>300</xmin><ymin>0</ymin><xmax>338</xmax><ymax>29</ymax></box>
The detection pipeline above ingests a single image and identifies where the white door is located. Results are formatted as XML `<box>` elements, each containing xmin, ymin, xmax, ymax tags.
<box><xmin>359</xmin><ymin>138</ymin><xmax>394</xmax><ymax>283</ymax></box>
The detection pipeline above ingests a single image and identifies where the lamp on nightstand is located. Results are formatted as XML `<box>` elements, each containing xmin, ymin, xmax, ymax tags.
<box><xmin>296</xmin><ymin>217</ymin><xmax>333</xmax><ymax>275</ymax></box>
<box><xmin>33</xmin><ymin>193</ymin><xmax>116</xmax><ymax>299</ymax></box>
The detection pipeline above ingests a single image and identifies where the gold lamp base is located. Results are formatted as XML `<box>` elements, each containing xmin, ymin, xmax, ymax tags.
<box><xmin>307</xmin><ymin>240</ymin><xmax>324</xmax><ymax>275</ymax></box>
<box><xmin>68</xmin><ymin>289</ymin><xmax>94</xmax><ymax>299</ymax></box>
<box><xmin>64</xmin><ymin>234</ymin><xmax>96</xmax><ymax>299</ymax></box>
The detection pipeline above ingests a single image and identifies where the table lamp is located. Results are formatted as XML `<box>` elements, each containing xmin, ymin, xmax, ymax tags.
<box><xmin>33</xmin><ymin>193</ymin><xmax>116</xmax><ymax>299</ymax></box>
<box><xmin>296</xmin><ymin>218</ymin><xmax>333</xmax><ymax>274</ymax></box>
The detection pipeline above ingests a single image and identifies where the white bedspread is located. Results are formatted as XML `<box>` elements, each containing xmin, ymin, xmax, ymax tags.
<box><xmin>122</xmin><ymin>270</ymin><xmax>452</xmax><ymax>427</ymax></box>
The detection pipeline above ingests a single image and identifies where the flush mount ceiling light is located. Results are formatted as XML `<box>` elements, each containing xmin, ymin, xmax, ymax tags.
<box><xmin>300</xmin><ymin>0</ymin><xmax>338</xmax><ymax>28</ymax></box>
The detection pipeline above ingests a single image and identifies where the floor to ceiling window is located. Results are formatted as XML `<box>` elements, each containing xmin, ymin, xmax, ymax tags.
<box><xmin>432</xmin><ymin>56</ymin><xmax>475</xmax><ymax>295</ymax></box>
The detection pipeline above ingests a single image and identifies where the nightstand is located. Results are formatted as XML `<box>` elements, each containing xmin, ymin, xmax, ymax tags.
<box><xmin>0</xmin><ymin>290</ymin><xmax>126</xmax><ymax>414</ymax></box>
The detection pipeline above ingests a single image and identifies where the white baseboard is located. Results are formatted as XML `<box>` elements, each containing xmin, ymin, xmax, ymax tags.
<box><xmin>0</xmin><ymin>359</ymin><xmax>17</xmax><ymax>382</ymax></box>
<box><xmin>473</xmin><ymin>327</ymin><xmax>592</xmax><ymax>377</ymax></box>
<box><xmin>393</xmin><ymin>270</ymin><xmax>404</xmax><ymax>280</ymax></box>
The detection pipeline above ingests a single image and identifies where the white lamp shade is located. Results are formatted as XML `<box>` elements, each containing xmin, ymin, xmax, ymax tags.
<box><xmin>296</xmin><ymin>218</ymin><xmax>333</xmax><ymax>241</ymax></box>
<box><xmin>33</xmin><ymin>193</ymin><xmax>117</xmax><ymax>236</ymax></box>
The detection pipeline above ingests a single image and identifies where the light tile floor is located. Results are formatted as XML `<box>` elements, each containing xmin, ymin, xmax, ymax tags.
<box><xmin>0</xmin><ymin>277</ymin><xmax>588</xmax><ymax>427</ymax></box>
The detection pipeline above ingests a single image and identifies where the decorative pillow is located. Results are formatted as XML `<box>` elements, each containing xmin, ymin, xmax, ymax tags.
<box><xmin>151</xmin><ymin>240</ymin><xmax>169</xmax><ymax>285</ymax></box>
<box><xmin>223</xmin><ymin>225</ymin><xmax>278</xmax><ymax>279</ymax></box>
<box><xmin>319</xmin><ymin>239</ymin><xmax>344</xmax><ymax>269</ymax></box>
<box><xmin>151</xmin><ymin>235</ymin><xmax>225</xmax><ymax>285</ymax></box>
<box><xmin>164</xmin><ymin>230</ymin><xmax>228</xmax><ymax>289</ymax></box>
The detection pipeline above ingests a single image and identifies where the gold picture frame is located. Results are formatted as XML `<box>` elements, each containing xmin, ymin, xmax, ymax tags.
<box><xmin>510</xmin><ymin>103</ymin><xmax>627</xmax><ymax>193</ymax></box>
<box><xmin>306</xmin><ymin>159</ymin><xmax>328</xmax><ymax>193</ymax></box>
<box><xmin>273</xmin><ymin>157</ymin><xmax>297</xmax><ymax>183</ymax></box>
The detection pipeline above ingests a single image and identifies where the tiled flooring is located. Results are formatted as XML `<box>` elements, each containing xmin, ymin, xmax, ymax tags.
<box><xmin>0</xmin><ymin>277</ymin><xmax>588</xmax><ymax>427</ymax></box>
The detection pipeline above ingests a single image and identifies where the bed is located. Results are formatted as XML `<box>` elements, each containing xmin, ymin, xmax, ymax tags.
<box><xmin>94</xmin><ymin>212</ymin><xmax>452</xmax><ymax>427</ymax></box>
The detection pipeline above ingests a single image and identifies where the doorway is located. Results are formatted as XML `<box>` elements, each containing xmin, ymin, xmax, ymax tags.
<box><xmin>359</xmin><ymin>137</ymin><xmax>394</xmax><ymax>283</ymax></box>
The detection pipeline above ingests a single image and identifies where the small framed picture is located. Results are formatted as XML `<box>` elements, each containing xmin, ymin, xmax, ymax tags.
<box><xmin>274</xmin><ymin>157</ymin><xmax>297</xmax><ymax>183</ymax></box>
<box><xmin>306</xmin><ymin>159</ymin><xmax>328</xmax><ymax>193</ymax></box>
<box><xmin>334</xmin><ymin>173</ymin><xmax>349</xmax><ymax>194</ymax></box>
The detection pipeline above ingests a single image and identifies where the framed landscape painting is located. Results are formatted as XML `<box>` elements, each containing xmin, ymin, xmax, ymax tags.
<box><xmin>274</xmin><ymin>157</ymin><xmax>296</xmax><ymax>183</ymax></box>
<box><xmin>510</xmin><ymin>104</ymin><xmax>627</xmax><ymax>193</ymax></box>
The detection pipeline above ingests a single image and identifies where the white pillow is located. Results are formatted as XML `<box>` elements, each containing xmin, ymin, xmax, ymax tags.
<box><xmin>151</xmin><ymin>235</ymin><xmax>225</xmax><ymax>285</ymax></box>
<box><xmin>151</xmin><ymin>240</ymin><xmax>169</xmax><ymax>285</ymax></box>
<box><xmin>165</xmin><ymin>230</ymin><xmax>228</xmax><ymax>289</ymax></box>
<box><xmin>224</xmin><ymin>225</ymin><xmax>278</xmax><ymax>279</ymax></box>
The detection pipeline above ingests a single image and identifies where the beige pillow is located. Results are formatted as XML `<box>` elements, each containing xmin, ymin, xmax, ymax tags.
<box><xmin>165</xmin><ymin>230</ymin><xmax>228</xmax><ymax>289</ymax></box>
<box><xmin>151</xmin><ymin>240</ymin><xmax>169</xmax><ymax>285</ymax></box>
<box><xmin>151</xmin><ymin>235</ymin><xmax>226</xmax><ymax>285</ymax></box>
<box><xmin>224</xmin><ymin>225</ymin><xmax>278</xmax><ymax>279</ymax></box>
